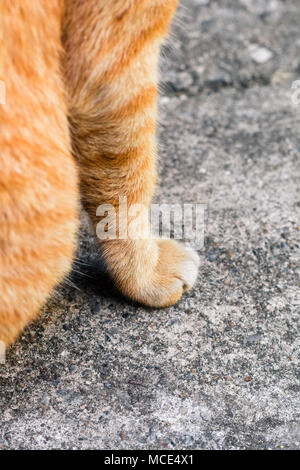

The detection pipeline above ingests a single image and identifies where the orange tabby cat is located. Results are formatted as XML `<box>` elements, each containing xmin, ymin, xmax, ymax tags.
<box><xmin>0</xmin><ymin>0</ymin><xmax>199</xmax><ymax>347</ymax></box>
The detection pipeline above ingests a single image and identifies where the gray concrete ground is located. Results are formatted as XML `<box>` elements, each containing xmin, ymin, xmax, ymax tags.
<box><xmin>0</xmin><ymin>0</ymin><xmax>299</xmax><ymax>450</ymax></box>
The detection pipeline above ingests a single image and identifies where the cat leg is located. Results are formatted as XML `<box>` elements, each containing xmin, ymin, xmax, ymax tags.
<box><xmin>63</xmin><ymin>0</ymin><xmax>199</xmax><ymax>307</ymax></box>
<box><xmin>0</xmin><ymin>1</ymin><xmax>79</xmax><ymax>346</ymax></box>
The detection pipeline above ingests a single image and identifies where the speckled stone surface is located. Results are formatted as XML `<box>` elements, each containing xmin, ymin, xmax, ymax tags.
<box><xmin>0</xmin><ymin>0</ymin><xmax>299</xmax><ymax>450</ymax></box>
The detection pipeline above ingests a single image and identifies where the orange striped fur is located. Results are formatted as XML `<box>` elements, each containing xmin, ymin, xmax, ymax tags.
<box><xmin>0</xmin><ymin>0</ymin><xmax>199</xmax><ymax>347</ymax></box>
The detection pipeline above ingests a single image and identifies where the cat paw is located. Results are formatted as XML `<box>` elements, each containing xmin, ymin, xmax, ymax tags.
<box><xmin>148</xmin><ymin>239</ymin><xmax>199</xmax><ymax>307</ymax></box>
<box><xmin>109</xmin><ymin>239</ymin><xmax>199</xmax><ymax>308</ymax></box>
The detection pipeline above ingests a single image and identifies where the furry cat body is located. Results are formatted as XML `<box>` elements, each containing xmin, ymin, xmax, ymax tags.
<box><xmin>0</xmin><ymin>0</ymin><xmax>199</xmax><ymax>347</ymax></box>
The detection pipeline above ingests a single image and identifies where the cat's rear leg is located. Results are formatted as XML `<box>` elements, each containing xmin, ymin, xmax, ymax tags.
<box><xmin>63</xmin><ymin>0</ymin><xmax>199</xmax><ymax>307</ymax></box>
<box><xmin>0</xmin><ymin>1</ymin><xmax>79</xmax><ymax>346</ymax></box>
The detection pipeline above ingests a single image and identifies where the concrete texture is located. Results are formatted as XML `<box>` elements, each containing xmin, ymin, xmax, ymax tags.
<box><xmin>0</xmin><ymin>0</ymin><xmax>299</xmax><ymax>450</ymax></box>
